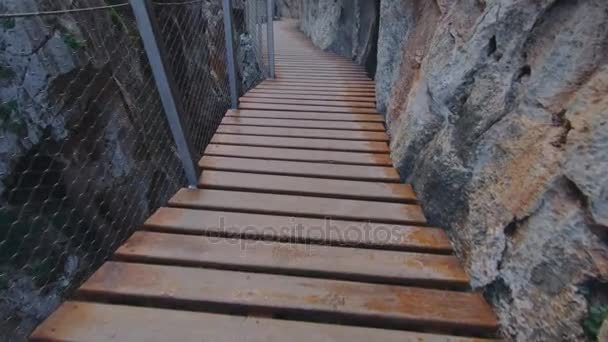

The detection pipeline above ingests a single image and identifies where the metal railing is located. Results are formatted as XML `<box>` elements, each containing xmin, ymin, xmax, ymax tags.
<box><xmin>0</xmin><ymin>0</ymin><xmax>274</xmax><ymax>339</ymax></box>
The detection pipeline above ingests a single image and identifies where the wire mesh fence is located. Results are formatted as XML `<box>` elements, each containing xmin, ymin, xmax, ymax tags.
<box><xmin>0</xmin><ymin>0</ymin><xmax>267</xmax><ymax>339</ymax></box>
<box><xmin>243</xmin><ymin>0</ymin><xmax>268</xmax><ymax>80</ymax></box>
<box><xmin>238</xmin><ymin>0</ymin><xmax>268</xmax><ymax>86</ymax></box>
<box><xmin>154</xmin><ymin>0</ymin><xmax>229</xmax><ymax>162</ymax></box>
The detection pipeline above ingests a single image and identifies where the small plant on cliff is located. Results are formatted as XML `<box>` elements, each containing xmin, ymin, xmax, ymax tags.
<box><xmin>583</xmin><ymin>304</ymin><xmax>608</xmax><ymax>341</ymax></box>
<box><xmin>0</xmin><ymin>65</ymin><xmax>16</xmax><ymax>80</ymax></box>
<box><xmin>1</xmin><ymin>18</ymin><xmax>15</xmax><ymax>30</ymax></box>
<box><xmin>110</xmin><ymin>8</ymin><xmax>126</xmax><ymax>32</ymax></box>
<box><xmin>0</xmin><ymin>100</ymin><xmax>25</xmax><ymax>135</ymax></box>
<box><xmin>0</xmin><ymin>100</ymin><xmax>17</xmax><ymax>121</ymax></box>
<box><xmin>0</xmin><ymin>273</ymin><xmax>8</xmax><ymax>290</ymax></box>
<box><xmin>62</xmin><ymin>33</ymin><xmax>85</xmax><ymax>50</ymax></box>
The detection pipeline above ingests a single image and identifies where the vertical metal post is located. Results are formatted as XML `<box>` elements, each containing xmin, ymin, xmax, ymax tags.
<box><xmin>256</xmin><ymin>0</ymin><xmax>263</xmax><ymax>69</ymax></box>
<box><xmin>266</xmin><ymin>0</ymin><xmax>275</xmax><ymax>78</ymax></box>
<box><xmin>222</xmin><ymin>0</ymin><xmax>238</xmax><ymax>109</ymax></box>
<box><xmin>129</xmin><ymin>0</ymin><xmax>198</xmax><ymax>187</ymax></box>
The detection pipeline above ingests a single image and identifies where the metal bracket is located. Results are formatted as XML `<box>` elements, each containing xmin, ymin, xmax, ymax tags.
<box><xmin>222</xmin><ymin>0</ymin><xmax>239</xmax><ymax>109</ymax></box>
<box><xmin>129</xmin><ymin>0</ymin><xmax>198</xmax><ymax>187</ymax></box>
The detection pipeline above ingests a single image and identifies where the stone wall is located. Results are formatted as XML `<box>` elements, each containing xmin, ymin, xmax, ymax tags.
<box><xmin>299</xmin><ymin>0</ymin><xmax>608</xmax><ymax>340</ymax></box>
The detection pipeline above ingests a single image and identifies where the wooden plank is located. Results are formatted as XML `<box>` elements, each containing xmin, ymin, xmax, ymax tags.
<box><xmin>276</xmin><ymin>60</ymin><xmax>363</xmax><ymax>64</ymax></box>
<box><xmin>242</xmin><ymin>93</ymin><xmax>375</xmax><ymax>103</ymax></box>
<box><xmin>258</xmin><ymin>85</ymin><xmax>376</xmax><ymax>91</ymax></box>
<box><xmin>276</xmin><ymin>65</ymin><xmax>365</xmax><ymax>70</ymax></box>
<box><xmin>274</xmin><ymin>57</ymin><xmax>355</xmax><ymax>63</ymax></box>
<box><xmin>275</xmin><ymin>72</ymin><xmax>373</xmax><ymax>81</ymax></box>
<box><xmin>31</xmin><ymin>302</ymin><xmax>496</xmax><ymax>342</ymax></box>
<box><xmin>276</xmin><ymin>75</ymin><xmax>372</xmax><ymax>82</ymax></box>
<box><xmin>221</xmin><ymin>117</ymin><xmax>385</xmax><ymax>131</ymax></box>
<box><xmin>276</xmin><ymin>71</ymin><xmax>370</xmax><ymax>77</ymax></box>
<box><xmin>276</xmin><ymin>66</ymin><xmax>367</xmax><ymax>72</ymax></box>
<box><xmin>116</xmin><ymin>231</ymin><xmax>468</xmax><ymax>288</ymax></box>
<box><xmin>260</xmin><ymin>79</ymin><xmax>372</xmax><ymax>84</ymax></box>
<box><xmin>278</xmin><ymin>57</ymin><xmax>342</xmax><ymax>60</ymax></box>
<box><xmin>273</xmin><ymin>53</ymin><xmax>347</xmax><ymax>56</ymax></box>
<box><xmin>274</xmin><ymin>74</ymin><xmax>370</xmax><ymax>80</ymax></box>
<box><xmin>274</xmin><ymin>56</ymin><xmax>351</xmax><ymax>58</ymax></box>
<box><xmin>274</xmin><ymin>55</ymin><xmax>350</xmax><ymax>59</ymax></box>
<box><xmin>276</xmin><ymin>63</ymin><xmax>365</xmax><ymax>69</ymax></box>
<box><xmin>272</xmin><ymin>53</ymin><xmax>346</xmax><ymax>56</ymax></box>
<box><xmin>198</xmin><ymin>156</ymin><xmax>400</xmax><ymax>182</ymax></box>
<box><xmin>253</xmin><ymin>86</ymin><xmax>378</xmax><ymax>94</ymax></box>
<box><xmin>216</xmin><ymin>125</ymin><xmax>389</xmax><ymax>141</ymax></box>
<box><xmin>226</xmin><ymin>109</ymin><xmax>382</xmax><ymax>122</ymax></box>
<box><xmin>255</xmin><ymin>85</ymin><xmax>375</xmax><ymax>93</ymax></box>
<box><xmin>273</xmin><ymin>54</ymin><xmax>346</xmax><ymax>57</ymax></box>
<box><xmin>169</xmin><ymin>188</ymin><xmax>425</xmax><ymax>224</ymax></box>
<box><xmin>239</xmin><ymin>103</ymin><xmax>379</xmax><ymax>115</ymax></box>
<box><xmin>274</xmin><ymin>78</ymin><xmax>373</xmax><ymax>84</ymax></box>
<box><xmin>210</xmin><ymin>134</ymin><xmax>389</xmax><ymax>152</ymax></box>
<box><xmin>226</xmin><ymin>109</ymin><xmax>384</xmax><ymax>123</ymax></box>
<box><xmin>277</xmin><ymin>62</ymin><xmax>366</xmax><ymax>65</ymax></box>
<box><xmin>274</xmin><ymin>54</ymin><xmax>349</xmax><ymax>59</ymax></box>
<box><xmin>239</xmin><ymin>97</ymin><xmax>376</xmax><ymax>109</ymax></box>
<box><xmin>276</xmin><ymin>64</ymin><xmax>364</xmax><ymax>68</ymax></box>
<box><xmin>275</xmin><ymin>66</ymin><xmax>368</xmax><ymax>73</ymax></box>
<box><xmin>274</xmin><ymin>62</ymin><xmax>356</xmax><ymax>66</ymax></box>
<box><xmin>275</xmin><ymin>70</ymin><xmax>368</xmax><ymax>74</ymax></box>
<box><xmin>198</xmin><ymin>171</ymin><xmax>415</xmax><ymax>203</ymax></box>
<box><xmin>275</xmin><ymin>57</ymin><xmax>351</xmax><ymax>61</ymax></box>
<box><xmin>276</xmin><ymin>71</ymin><xmax>370</xmax><ymax>76</ymax></box>
<box><xmin>274</xmin><ymin>54</ymin><xmax>349</xmax><ymax>57</ymax></box>
<box><xmin>262</xmin><ymin>80</ymin><xmax>375</xmax><ymax>87</ymax></box>
<box><xmin>78</xmin><ymin>263</ymin><xmax>498</xmax><ymax>335</ymax></box>
<box><xmin>274</xmin><ymin>59</ymin><xmax>358</xmax><ymax>65</ymax></box>
<box><xmin>274</xmin><ymin>63</ymin><xmax>364</xmax><ymax>68</ymax></box>
<box><xmin>247</xmin><ymin>88</ymin><xmax>375</xmax><ymax>97</ymax></box>
<box><xmin>144</xmin><ymin>207</ymin><xmax>451</xmax><ymax>253</ymax></box>
<box><xmin>204</xmin><ymin>145</ymin><xmax>392</xmax><ymax>166</ymax></box>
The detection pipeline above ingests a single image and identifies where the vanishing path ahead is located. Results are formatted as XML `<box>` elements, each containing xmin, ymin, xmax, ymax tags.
<box><xmin>31</xmin><ymin>20</ymin><xmax>499</xmax><ymax>342</ymax></box>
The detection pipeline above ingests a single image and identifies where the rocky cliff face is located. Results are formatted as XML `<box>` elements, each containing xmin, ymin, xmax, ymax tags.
<box><xmin>275</xmin><ymin>0</ymin><xmax>301</xmax><ymax>18</ymax></box>
<box><xmin>300</xmin><ymin>0</ymin><xmax>378</xmax><ymax>76</ymax></box>
<box><xmin>300</xmin><ymin>0</ymin><xmax>608</xmax><ymax>340</ymax></box>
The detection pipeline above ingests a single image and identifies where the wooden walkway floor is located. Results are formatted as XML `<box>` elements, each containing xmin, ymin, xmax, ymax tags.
<box><xmin>31</xmin><ymin>20</ymin><xmax>499</xmax><ymax>341</ymax></box>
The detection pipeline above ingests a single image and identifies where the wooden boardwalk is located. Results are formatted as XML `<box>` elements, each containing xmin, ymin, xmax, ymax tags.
<box><xmin>31</xmin><ymin>20</ymin><xmax>499</xmax><ymax>341</ymax></box>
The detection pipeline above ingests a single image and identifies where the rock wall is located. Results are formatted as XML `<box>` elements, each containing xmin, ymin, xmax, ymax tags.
<box><xmin>275</xmin><ymin>0</ymin><xmax>301</xmax><ymax>18</ymax></box>
<box><xmin>300</xmin><ymin>0</ymin><xmax>608</xmax><ymax>340</ymax></box>
<box><xmin>300</xmin><ymin>0</ymin><xmax>379</xmax><ymax>75</ymax></box>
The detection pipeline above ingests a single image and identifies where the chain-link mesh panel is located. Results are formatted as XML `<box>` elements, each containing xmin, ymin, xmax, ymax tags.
<box><xmin>0</xmin><ymin>0</ymin><xmax>268</xmax><ymax>339</ymax></box>
<box><xmin>241</xmin><ymin>0</ymin><xmax>268</xmax><ymax>81</ymax></box>
<box><xmin>0</xmin><ymin>2</ymin><xmax>187</xmax><ymax>339</ymax></box>
<box><xmin>153</xmin><ymin>0</ymin><xmax>229</xmax><ymax>161</ymax></box>
<box><xmin>152</xmin><ymin>0</ymin><xmax>266</xmax><ymax>163</ymax></box>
